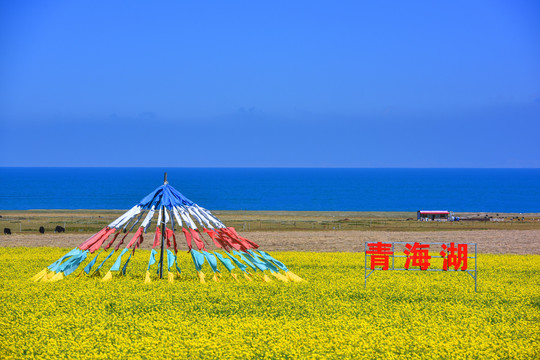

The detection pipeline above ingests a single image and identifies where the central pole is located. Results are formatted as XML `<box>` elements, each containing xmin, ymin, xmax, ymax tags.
<box><xmin>159</xmin><ymin>172</ymin><xmax>168</xmax><ymax>279</ymax></box>
<box><xmin>159</xmin><ymin>206</ymin><xmax>166</xmax><ymax>279</ymax></box>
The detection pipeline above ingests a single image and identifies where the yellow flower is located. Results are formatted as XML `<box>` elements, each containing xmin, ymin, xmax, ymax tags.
<box><xmin>0</xmin><ymin>248</ymin><xmax>538</xmax><ymax>359</ymax></box>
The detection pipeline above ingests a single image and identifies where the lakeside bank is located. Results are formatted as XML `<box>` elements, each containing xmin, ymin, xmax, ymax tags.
<box><xmin>1</xmin><ymin>210</ymin><xmax>540</xmax><ymax>234</ymax></box>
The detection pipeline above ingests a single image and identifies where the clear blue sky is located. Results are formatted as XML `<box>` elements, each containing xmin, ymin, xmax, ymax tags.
<box><xmin>1</xmin><ymin>0</ymin><xmax>539</xmax><ymax>167</ymax></box>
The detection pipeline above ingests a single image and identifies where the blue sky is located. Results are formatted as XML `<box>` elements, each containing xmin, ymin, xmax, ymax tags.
<box><xmin>1</xmin><ymin>0</ymin><xmax>539</xmax><ymax>167</ymax></box>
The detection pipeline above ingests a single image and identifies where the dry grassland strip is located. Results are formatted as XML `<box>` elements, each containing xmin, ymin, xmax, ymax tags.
<box><xmin>1</xmin><ymin>210</ymin><xmax>540</xmax><ymax>234</ymax></box>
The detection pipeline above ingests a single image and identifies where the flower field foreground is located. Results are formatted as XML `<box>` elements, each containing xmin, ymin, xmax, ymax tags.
<box><xmin>1</xmin><ymin>248</ymin><xmax>539</xmax><ymax>359</ymax></box>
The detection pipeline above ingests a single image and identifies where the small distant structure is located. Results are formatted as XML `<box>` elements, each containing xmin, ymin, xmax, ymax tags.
<box><xmin>417</xmin><ymin>210</ymin><xmax>453</xmax><ymax>221</ymax></box>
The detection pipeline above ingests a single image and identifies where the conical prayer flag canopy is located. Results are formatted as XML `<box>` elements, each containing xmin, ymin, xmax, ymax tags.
<box><xmin>32</xmin><ymin>173</ymin><xmax>303</xmax><ymax>284</ymax></box>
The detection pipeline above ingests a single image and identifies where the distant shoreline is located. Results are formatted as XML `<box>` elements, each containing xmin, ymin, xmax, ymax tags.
<box><xmin>2</xmin><ymin>209</ymin><xmax>539</xmax><ymax>217</ymax></box>
<box><xmin>2</xmin><ymin>209</ymin><xmax>540</xmax><ymax>214</ymax></box>
<box><xmin>1</xmin><ymin>209</ymin><xmax>539</xmax><ymax>233</ymax></box>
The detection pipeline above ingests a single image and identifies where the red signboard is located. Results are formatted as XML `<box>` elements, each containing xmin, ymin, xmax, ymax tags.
<box><xmin>364</xmin><ymin>241</ymin><xmax>477</xmax><ymax>291</ymax></box>
<box><xmin>366</xmin><ymin>242</ymin><xmax>393</xmax><ymax>270</ymax></box>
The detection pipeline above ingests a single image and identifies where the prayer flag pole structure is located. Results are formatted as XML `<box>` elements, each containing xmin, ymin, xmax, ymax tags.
<box><xmin>31</xmin><ymin>173</ymin><xmax>303</xmax><ymax>284</ymax></box>
<box><xmin>159</xmin><ymin>172</ymin><xmax>168</xmax><ymax>279</ymax></box>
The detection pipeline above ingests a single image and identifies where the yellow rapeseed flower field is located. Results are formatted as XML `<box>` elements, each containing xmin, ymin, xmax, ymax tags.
<box><xmin>0</xmin><ymin>247</ymin><xmax>539</xmax><ymax>359</ymax></box>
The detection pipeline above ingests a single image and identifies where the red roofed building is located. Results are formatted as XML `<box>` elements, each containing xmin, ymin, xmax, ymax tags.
<box><xmin>417</xmin><ymin>210</ymin><xmax>451</xmax><ymax>221</ymax></box>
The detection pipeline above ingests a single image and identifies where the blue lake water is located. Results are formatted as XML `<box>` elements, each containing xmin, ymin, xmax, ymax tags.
<box><xmin>0</xmin><ymin>168</ymin><xmax>539</xmax><ymax>212</ymax></box>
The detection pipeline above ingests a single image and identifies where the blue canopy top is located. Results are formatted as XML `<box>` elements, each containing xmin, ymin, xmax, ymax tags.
<box><xmin>137</xmin><ymin>184</ymin><xmax>194</xmax><ymax>209</ymax></box>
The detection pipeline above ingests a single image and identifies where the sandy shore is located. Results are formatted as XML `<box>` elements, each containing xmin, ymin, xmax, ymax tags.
<box><xmin>1</xmin><ymin>229</ymin><xmax>538</xmax><ymax>255</ymax></box>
